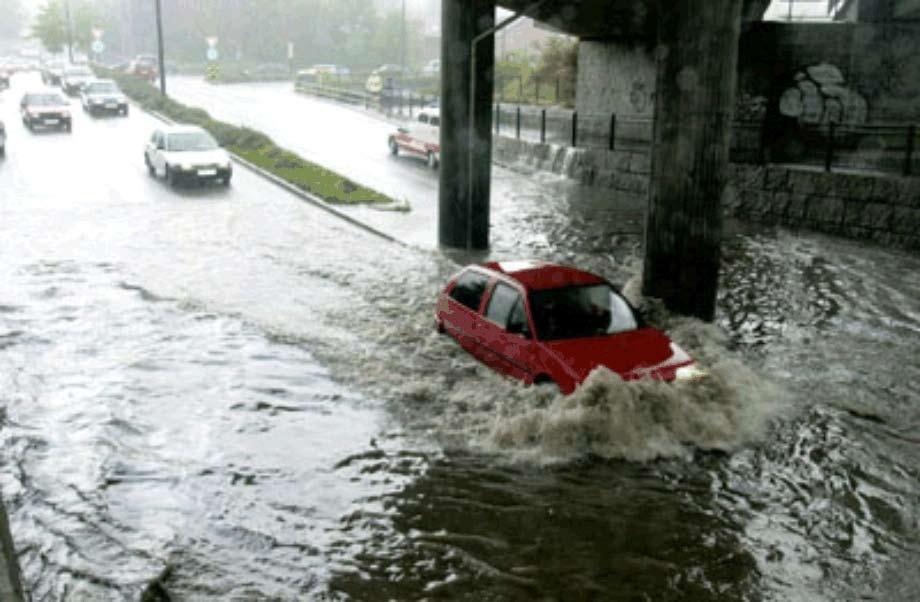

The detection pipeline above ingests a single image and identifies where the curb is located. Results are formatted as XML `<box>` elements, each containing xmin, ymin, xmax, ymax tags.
<box><xmin>144</xmin><ymin>108</ymin><xmax>408</xmax><ymax>248</ymax></box>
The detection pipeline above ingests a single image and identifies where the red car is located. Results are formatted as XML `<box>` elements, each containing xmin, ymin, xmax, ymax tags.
<box><xmin>435</xmin><ymin>261</ymin><xmax>706</xmax><ymax>394</ymax></box>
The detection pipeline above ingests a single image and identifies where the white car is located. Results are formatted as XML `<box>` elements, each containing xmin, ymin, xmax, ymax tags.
<box><xmin>388</xmin><ymin>108</ymin><xmax>440</xmax><ymax>169</ymax></box>
<box><xmin>144</xmin><ymin>125</ymin><xmax>232</xmax><ymax>187</ymax></box>
<box><xmin>81</xmin><ymin>80</ymin><xmax>129</xmax><ymax>116</ymax></box>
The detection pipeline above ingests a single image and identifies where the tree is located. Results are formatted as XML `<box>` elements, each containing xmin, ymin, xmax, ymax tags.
<box><xmin>72</xmin><ymin>1</ymin><xmax>106</xmax><ymax>53</ymax></box>
<box><xmin>32</xmin><ymin>0</ymin><xmax>105</xmax><ymax>55</ymax></box>
<box><xmin>533</xmin><ymin>38</ymin><xmax>577</xmax><ymax>84</ymax></box>
<box><xmin>0</xmin><ymin>0</ymin><xmax>24</xmax><ymax>41</ymax></box>
<box><xmin>32</xmin><ymin>0</ymin><xmax>68</xmax><ymax>54</ymax></box>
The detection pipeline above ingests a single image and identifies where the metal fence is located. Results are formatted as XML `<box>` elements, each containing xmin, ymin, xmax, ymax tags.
<box><xmin>735</xmin><ymin>121</ymin><xmax>920</xmax><ymax>177</ymax></box>
<box><xmin>493</xmin><ymin>104</ymin><xmax>652</xmax><ymax>152</ymax></box>
<box><xmin>490</xmin><ymin>105</ymin><xmax>920</xmax><ymax>177</ymax></box>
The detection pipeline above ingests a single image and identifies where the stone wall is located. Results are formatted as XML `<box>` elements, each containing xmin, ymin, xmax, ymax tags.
<box><xmin>493</xmin><ymin>136</ymin><xmax>651</xmax><ymax>199</ymax></box>
<box><xmin>493</xmin><ymin>136</ymin><xmax>920</xmax><ymax>251</ymax></box>
<box><xmin>576</xmin><ymin>41</ymin><xmax>655</xmax><ymax>118</ymax></box>
<box><xmin>577</xmin><ymin>21</ymin><xmax>920</xmax><ymax>125</ymax></box>
<box><xmin>726</xmin><ymin>164</ymin><xmax>920</xmax><ymax>249</ymax></box>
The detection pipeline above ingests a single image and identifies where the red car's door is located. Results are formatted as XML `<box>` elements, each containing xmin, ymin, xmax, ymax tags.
<box><xmin>441</xmin><ymin>270</ymin><xmax>490</xmax><ymax>353</ymax></box>
<box><xmin>473</xmin><ymin>282</ymin><xmax>535</xmax><ymax>382</ymax></box>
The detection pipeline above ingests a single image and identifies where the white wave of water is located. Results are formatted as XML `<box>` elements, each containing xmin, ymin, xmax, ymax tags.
<box><xmin>480</xmin><ymin>284</ymin><xmax>789</xmax><ymax>463</ymax></box>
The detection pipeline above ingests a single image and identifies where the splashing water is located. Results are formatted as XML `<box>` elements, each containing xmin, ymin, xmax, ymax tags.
<box><xmin>424</xmin><ymin>281</ymin><xmax>787</xmax><ymax>464</ymax></box>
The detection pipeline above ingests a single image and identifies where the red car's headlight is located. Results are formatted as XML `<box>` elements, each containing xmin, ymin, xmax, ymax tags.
<box><xmin>675</xmin><ymin>364</ymin><xmax>709</xmax><ymax>382</ymax></box>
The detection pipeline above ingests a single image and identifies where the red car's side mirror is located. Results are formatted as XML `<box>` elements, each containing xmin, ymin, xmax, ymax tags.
<box><xmin>507</xmin><ymin>321</ymin><xmax>531</xmax><ymax>339</ymax></box>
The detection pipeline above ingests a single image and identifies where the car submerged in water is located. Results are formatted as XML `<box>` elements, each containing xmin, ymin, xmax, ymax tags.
<box><xmin>435</xmin><ymin>261</ymin><xmax>707</xmax><ymax>394</ymax></box>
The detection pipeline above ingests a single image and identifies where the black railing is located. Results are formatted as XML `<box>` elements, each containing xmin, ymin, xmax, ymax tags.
<box><xmin>747</xmin><ymin>121</ymin><xmax>920</xmax><ymax>176</ymax></box>
<box><xmin>294</xmin><ymin>81</ymin><xmax>920</xmax><ymax>177</ymax></box>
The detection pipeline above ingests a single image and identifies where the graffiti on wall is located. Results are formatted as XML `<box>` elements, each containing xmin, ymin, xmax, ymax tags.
<box><xmin>777</xmin><ymin>63</ymin><xmax>868</xmax><ymax>127</ymax></box>
<box><xmin>628</xmin><ymin>79</ymin><xmax>652</xmax><ymax>113</ymax></box>
<box><xmin>736</xmin><ymin>92</ymin><xmax>769</xmax><ymax>122</ymax></box>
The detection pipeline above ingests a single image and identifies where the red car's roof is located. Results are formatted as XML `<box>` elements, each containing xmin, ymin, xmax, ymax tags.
<box><xmin>479</xmin><ymin>260</ymin><xmax>606</xmax><ymax>291</ymax></box>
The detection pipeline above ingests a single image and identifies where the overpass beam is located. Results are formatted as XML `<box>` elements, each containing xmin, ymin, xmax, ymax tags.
<box><xmin>642</xmin><ymin>0</ymin><xmax>743</xmax><ymax>321</ymax></box>
<box><xmin>439</xmin><ymin>0</ymin><xmax>496</xmax><ymax>250</ymax></box>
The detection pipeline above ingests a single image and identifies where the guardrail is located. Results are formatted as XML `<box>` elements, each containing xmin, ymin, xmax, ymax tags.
<box><xmin>294</xmin><ymin>82</ymin><xmax>439</xmax><ymax>116</ymax></box>
<box><xmin>294</xmin><ymin>81</ymin><xmax>920</xmax><ymax>177</ymax></box>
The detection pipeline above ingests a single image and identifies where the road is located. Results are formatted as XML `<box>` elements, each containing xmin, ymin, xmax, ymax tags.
<box><xmin>1</xmin><ymin>72</ymin><xmax>919</xmax><ymax>600</ymax></box>
<box><xmin>165</xmin><ymin>76</ymin><xmax>645</xmax><ymax>252</ymax></box>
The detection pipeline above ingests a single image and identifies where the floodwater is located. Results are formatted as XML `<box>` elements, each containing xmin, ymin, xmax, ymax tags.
<box><xmin>1</xmin><ymin>73</ymin><xmax>919</xmax><ymax>600</ymax></box>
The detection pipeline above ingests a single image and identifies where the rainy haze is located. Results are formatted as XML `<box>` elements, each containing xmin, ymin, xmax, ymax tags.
<box><xmin>0</xmin><ymin>0</ymin><xmax>918</xmax><ymax>600</ymax></box>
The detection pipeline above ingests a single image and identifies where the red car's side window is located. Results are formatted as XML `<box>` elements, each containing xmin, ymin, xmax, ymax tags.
<box><xmin>449</xmin><ymin>271</ymin><xmax>489</xmax><ymax>312</ymax></box>
<box><xmin>484</xmin><ymin>283</ymin><xmax>520</xmax><ymax>327</ymax></box>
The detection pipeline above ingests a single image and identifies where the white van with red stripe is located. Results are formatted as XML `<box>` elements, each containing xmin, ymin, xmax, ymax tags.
<box><xmin>388</xmin><ymin>108</ymin><xmax>440</xmax><ymax>169</ymax></box>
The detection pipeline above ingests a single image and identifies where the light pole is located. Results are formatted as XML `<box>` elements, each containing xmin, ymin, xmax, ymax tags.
<box><xmin>155</xmin><ymin>0</ymin><xmax>166</xmax><ymax>95</ymax></box>
<box><xmin>466</xmin><ymin>1</ymin><xmax>547</xmax><ymax>249</ymax></box>
<box><xmin>63</xmin><ymin>0</ymin><xmax>74</xmax><ymax>63</ymax></box>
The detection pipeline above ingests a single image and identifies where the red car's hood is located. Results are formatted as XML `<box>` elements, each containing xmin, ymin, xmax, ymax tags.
<box><xmin>540</xmin><ymin>327</ymin><xmax>693</xmax><ymax>382</ymax></box>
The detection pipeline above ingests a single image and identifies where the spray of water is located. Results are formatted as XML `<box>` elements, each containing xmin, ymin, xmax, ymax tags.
<box><xmin>479</xmin><ymin>276</ymin><xmax>788</xmax><ymax>464</ymax></box>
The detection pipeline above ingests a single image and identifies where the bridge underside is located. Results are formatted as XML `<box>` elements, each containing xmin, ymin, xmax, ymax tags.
<box><xmin>439</xmin><ymin>0</ymin><xmax>761</xmax><ymax>319</ymax></box>
<box><xmin>496</xmin><ymin>0</ymin><xmax>770</xmax><ymax>38</ymax></box>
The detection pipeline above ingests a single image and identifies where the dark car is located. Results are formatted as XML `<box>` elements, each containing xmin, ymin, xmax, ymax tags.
<box><xmin>435</xmin><ymin>261</ymin><xmax>707</xmax><ymax>394</ymax></box>
<box><xmin>60</xmin><ymin>64</ymin><xmax>94</xmax><ymax>96</ymax></box>
<box><xmin>20</xmin><ymin>92</ymin><xmax>72</xmax><ymax>132</ymax></box>
<box><xmin>81</xmin><ymin>80</ymin><xmax>129</xmax><ymax>116</ymax></box>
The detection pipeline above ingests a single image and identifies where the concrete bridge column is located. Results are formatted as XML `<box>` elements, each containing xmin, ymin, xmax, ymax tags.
<box><xmin>642</xmin><ymin>0</ymin><xmax>743</xmax><ymax>321</ymax></box>
<box><xmin>439</xmin><ymin>0</ymin><xmax>496</xmax><ymax>250</ymax></box>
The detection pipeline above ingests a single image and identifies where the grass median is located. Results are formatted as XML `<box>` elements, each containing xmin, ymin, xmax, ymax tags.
<box><xmin>96</xmin><ymin>68</ymin><xmax>402</xmax><ymax>210</ymax></box>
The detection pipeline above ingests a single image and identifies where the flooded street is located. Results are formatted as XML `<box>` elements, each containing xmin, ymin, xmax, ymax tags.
<box><xmin>1</xmin><ymin>72</ymin><xmax>919</xmax><ymax>600</ymax></box>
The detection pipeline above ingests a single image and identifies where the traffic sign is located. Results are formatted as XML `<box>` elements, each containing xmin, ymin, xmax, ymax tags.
<box><xmin>91</xmin><ymin>40</ymin><xmax>104</xmax><ymax>54</ymax></box>
<box><xmin>206</xmin><ymin>47</ymin><xmax>219</xmax><ymax>61</ymax></box>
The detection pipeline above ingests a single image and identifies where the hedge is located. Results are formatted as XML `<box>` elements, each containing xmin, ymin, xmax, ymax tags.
<box><xmin>96</xmin><ymin>68</ymin><xmax>399</xmax><ymax>208</ymax></box>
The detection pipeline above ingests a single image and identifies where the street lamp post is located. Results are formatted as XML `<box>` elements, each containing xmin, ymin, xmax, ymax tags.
<box><xmin>64</xmin><ymin>0</ymin><xmax>74</xmax><ymax>63</ymax></box>
<box><xmin>154</xmin><ymin>0</ymin><xmax>166</xmax><ymax>95</ymax></box>
<box><xmin>465</xmin><ymin>1</ymin><xmax>547</xmax><ymax>249</ymax></box>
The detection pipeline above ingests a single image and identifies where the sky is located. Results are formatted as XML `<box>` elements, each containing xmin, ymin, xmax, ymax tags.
<box><xmin>18</xmin><ymin>0</ymin><xmax>834</xmax><ymax>25</ymax></box>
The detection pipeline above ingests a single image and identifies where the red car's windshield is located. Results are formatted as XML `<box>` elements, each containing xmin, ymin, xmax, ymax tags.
<box><xmin>529</xmin><ymin>284</ymin><xmax>638</xmax><ymax>341</ymax></box>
